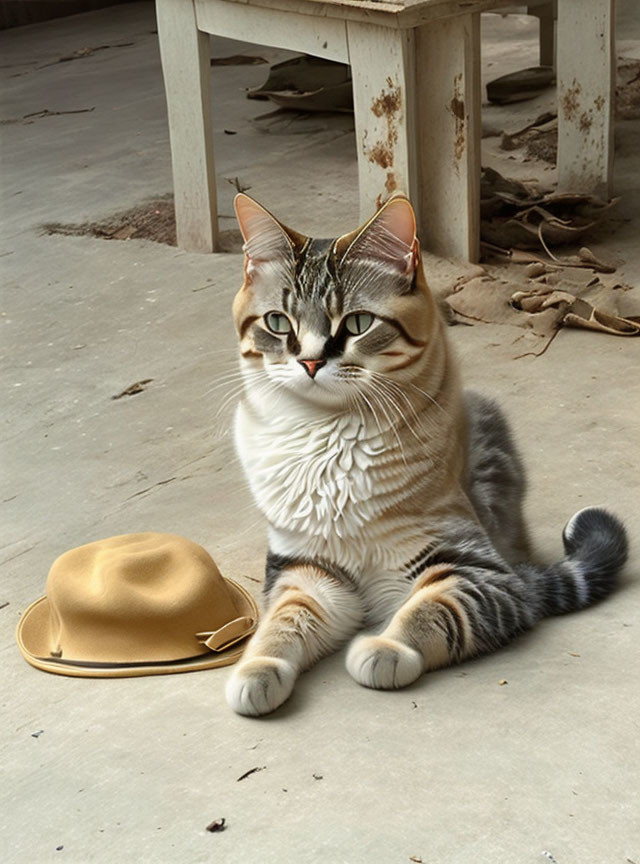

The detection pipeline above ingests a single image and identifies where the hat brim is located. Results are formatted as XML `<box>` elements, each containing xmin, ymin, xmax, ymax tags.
<box><xmin>16</xmin><ymin>577</ymin><xmax>259</xmax><ymax>678</ymax></box>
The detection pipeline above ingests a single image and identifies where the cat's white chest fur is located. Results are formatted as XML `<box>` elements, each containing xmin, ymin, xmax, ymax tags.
<box><xmin>235</xmin><ymin>403</ymin><xmax>385</xmax><ymax>548</ymax></box>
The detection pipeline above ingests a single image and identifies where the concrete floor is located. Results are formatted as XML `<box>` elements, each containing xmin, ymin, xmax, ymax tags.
<box><xmin>1</xmin><ymin>3</ymin><xmax>639</xmax><ymax>862</ymax></box>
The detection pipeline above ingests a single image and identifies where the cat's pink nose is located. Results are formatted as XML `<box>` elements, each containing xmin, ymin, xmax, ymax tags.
<box><xmin>298</xmin><ymin>359</ymin><xmax>326</xmax><ymax>379</ymax></box>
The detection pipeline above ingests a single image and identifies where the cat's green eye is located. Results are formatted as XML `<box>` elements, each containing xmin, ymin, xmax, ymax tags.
<box><xmin>264</xmin><ymin>311</ymin><xmax>292</xmax><ymax>334</ymax></box>
<box><xmin>344</xmin><ymin>312</ymin><xmax>374</xmax><ymax>336</ymax></box>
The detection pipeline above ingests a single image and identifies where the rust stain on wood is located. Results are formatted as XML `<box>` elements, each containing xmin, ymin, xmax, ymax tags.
<box><xmin>450</xmin><ymin>97</ymin><xmax>465</xmax><ymax>121</ymax></box>
<box><xmin>371</xmin><ymin>77</ymin><xmax>402</xmax><ymax>119</ymax></box>
<box><xmin>365</xmin><ymin>79</ymin><xmax>402</xmax><ymax>183</ymax></box>
<box><xmin>385</xmin><ymin>171</ymin><xmax>398</xmax><ymax>195</ymax></box>
<box><xmin>579</xmin><ymin>111</ymin><xmax>593</xmax><ymax>132</ymax></box>
<box><xmin>449</xmin><ymin>74</ymin><xmax>465</xmax><ymax>166</ymax></box>
<box><xmin>367</xmin><ymin>143</ymin><xmax>394</xmax><ymax>169</ymax></box>
<box><xmin>377</xmin><ymin>170</ymin><xmax>399</xmax><ymax>209</ymax></box>
<box><xmin>562</xmin><ymin>79</ymin><xmax>582</xmax><ymax>122</ymax></box>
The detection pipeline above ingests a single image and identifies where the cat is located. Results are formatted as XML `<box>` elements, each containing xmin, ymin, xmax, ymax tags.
<box><xmin>224</xmin><ymin>193</ymin><xmax>628</xmax><ymax>717</ymax></box>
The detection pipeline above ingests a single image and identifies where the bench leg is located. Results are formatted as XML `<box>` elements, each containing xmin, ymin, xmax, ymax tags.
<box><xmin>156</xmin><ymin>0</ymin><xmax>218</xmax><ymax>252</ymax></box>
<box><xmin>556</xmin><ymin>0</ymin><xmax>615</xmax><ymax>199</ymax></box>
<box><xmin>347</xmin><ymin>23</ymin><xmax>420</xmax><ymax>226</ymax></box>
<box><xmin>415</xmin><ymin>13</ymin><xmax>481</xmax><ymax>261</ymax></box>
<box><xmin>529</xmin><ymin>2</ymin><xmax>556</xmax><ymax>68</ymax></box>
<box><xmin>348</xmin><ymin>15</ymin><xmax>481</xmax><ymax>262</ymax></box>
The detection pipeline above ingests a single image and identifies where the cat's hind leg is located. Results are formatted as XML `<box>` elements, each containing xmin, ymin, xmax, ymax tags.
<box><xmin>348</xmin><ymin>510</ymin><xmax>627</xmax><ymax>690</ymax></box>
<box><xmin>464</xmin><ymin>391</ymin><xmax>531</xmax><ymax>563</ymax></box>
<box><xmin>227</xmin><ymin>561</ymin><xmax>364</xmax><ymax>716</ymax></box>
<box><xmin>346</xmin><ymin>562</ymin><xmax>460</xmax><ymax>690</ymax></box>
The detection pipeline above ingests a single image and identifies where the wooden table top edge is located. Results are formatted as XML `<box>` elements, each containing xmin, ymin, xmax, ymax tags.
<box><xmin>192</xmin><ymin>0</ymin><xmax>521</xmax><ymax>31</ymax></box>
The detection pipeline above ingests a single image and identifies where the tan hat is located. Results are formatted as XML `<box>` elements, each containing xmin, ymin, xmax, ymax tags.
<box><xmin>16</xmin><ymin>532</ymin><xmax>258</xmax><ymax>678</ymax></box>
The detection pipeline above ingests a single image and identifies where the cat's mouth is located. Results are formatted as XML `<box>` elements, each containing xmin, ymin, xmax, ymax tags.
<box><xmin>263</xmin><ymin>360</ymin><xmax>362</xmax><ymax>408</ymax></box>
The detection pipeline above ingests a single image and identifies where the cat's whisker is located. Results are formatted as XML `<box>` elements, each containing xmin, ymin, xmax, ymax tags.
<box><xmin>368</xmin><ymin>374</ymin><xmax>429</xmax><ymax>446</ymax></box>
<box><xmin>366</xmin><ymin>384</ymin><xmax>409</xmax><ymax>467</ymax></box>
<box><xmin>206</xmin><ymin>366</ymin><xmax>266</xmax><ymax>387</ymax></box>
<box><xmin>214</xmin><ymin>387</ymin><xmax>253</xmax><ymax>422</ymax></box>
<box><xmin>214</xmin><ymin>375</ymin><xmax>281</xmax><ymax>420</ymax></box>
<box><xmin>356</xmin><ymin>389</ymin><xmax>385</xmax><ymax>439</ymax></box>
<box><xmin>347</xmin><ymin>389</ymin><xmax>366</xmax><ymax>428</ymax></box>
<box><xmin>203</xmin><ymin>372</ymin><xmax>263</xmax><ymax>400</ymax></box>
<box><xmin>406</xmin><ymin>380</ymin><xmax>446</xmax><ymax>414</ymax></box>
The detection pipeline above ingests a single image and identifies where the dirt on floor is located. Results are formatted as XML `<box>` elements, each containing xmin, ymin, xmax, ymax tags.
<box><xmin>41</xmin><ymin>196</ymin><xmax>246</xmax><ymax>251</ymax></box>
<box><xmin>42</xmin><ymin>196</ymin><xmax>178</xmax><ymax>245</ymax></box>
<box><xmin>497</xmin><ymin>57</ymin><xmax>640</xmax><ymax>165</ymax></box>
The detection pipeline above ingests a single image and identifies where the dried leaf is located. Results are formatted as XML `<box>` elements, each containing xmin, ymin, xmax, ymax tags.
<box><xmin>111</xmin><ymin>379</ymin><xmax>153</xmax><ymax>400</ymax></box>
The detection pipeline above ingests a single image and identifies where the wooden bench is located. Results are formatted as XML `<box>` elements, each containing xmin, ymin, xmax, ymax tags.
<box><xmin>156</xmin><ymin>0</ymin><xmax>615</xmax><ymax>261</ymax></box>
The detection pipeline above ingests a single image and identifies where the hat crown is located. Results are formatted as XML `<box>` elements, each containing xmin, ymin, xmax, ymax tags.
<box><xmin>44</xmin><ymin>533</ymin><xmax>245</xmax><ymax>665</ymax></box>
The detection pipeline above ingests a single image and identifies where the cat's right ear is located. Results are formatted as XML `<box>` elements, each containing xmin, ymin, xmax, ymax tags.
<box><xmin>234</xmin><ymin>194</ymin><xmax>306</xmax><ymax>269</ymax></box>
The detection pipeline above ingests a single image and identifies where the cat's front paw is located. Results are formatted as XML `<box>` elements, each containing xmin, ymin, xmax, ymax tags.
<box><xmin>346</xmin><ymin>635</ymin><xmax>423</xmax><ymax>690</ymax></box>
<box><xmin>225</xmin><ymin>656</ymin><xmax>296</xmax><ymax>716</ymax></box>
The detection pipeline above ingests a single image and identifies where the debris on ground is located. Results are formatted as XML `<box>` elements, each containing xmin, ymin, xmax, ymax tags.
<box><xmin>205</xmin><ymin>818</ymin><xmax>226</xmax><ymax>833</ymax></box>
<box><xmin>482</xmin><ymin>242</ymin><xmax>617</xmax><ymax>273</ymax></box>
<box><xmin>444</xmin><ymin>258</ymin><xmax>640</xmax><ymax>358</ymax></box>
<box><xmin>236</xmin><ymin>766</ymin><xmax>266</xmax><ymax>782</ymax></box>
<box><xmin>487</xmin><ymin>66</ymin><xmax>555</xmax><ymax>104</ymax></box>
<box><xmin>2</xmin><ymin>107</ymin><xmax>95</xmax><ymax>125</ymax></box>
<box><xmin>500</xmin><ymin>111</ymin><xmax>558</xmax><ymax>164</ymax></box>
<box><xmin>226</xmin><ymin>177</ymin><xmax>251</xmax><ymax>194</ymax></box>
<box><xmin>43</xmin><ymin>198</ymin><xmax>176</xmax><ymax>246</ymax></box>
<box><xmin>42</xmin><ymin>198</ymin><xmax>244</xmax><ymax>251</ymax></box>
<box><xmin>211</xmin><ymin>54</ymin><xmax>267</xmax><ymax>66</ymax></box>
<box><xmin>248</xmin><ymin>55</ymin><xmax>353</xmax><ymax>113</ymax></box>
<box><xmin>511</xmin><ymin>285</ymin><xmax>640</xmax><ymax>336</ymax></box>
<box><xmin>112</xmin><ymin>379</ymin><xmax>153</xmax><ymax>400</ymax></box>
<box><xmin>480</xmin><ymin>167</ymin><xmax>618</xmax><ymax>251</ymax></box>
<box><xmin>42</xmin><ymin>43</ymin><xmax>134</xmax><ymax>67</ymax></box>
<box><xmin>617</xmin><ymin>58</ymin><xmax>640</xmax><ymax>119</ymax></box>
<box><xmin>491</xmin><ymin>58</ymin><xmax>640</xmax><ymax>163</ymax></box>
<box><xmin>312</xmin><ymin>773</ymin><xmax>323</xmax><ymax>780</ymax></box>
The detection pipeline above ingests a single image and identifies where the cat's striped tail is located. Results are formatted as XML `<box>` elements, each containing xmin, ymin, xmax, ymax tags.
<box><xmin>517</xmin><ymin>506</ymin><xmax>628</xmax><ymax>617</ymax></box>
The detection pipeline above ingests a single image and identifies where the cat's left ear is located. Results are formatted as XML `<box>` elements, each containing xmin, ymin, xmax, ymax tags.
<box><xmin>334</xmin><ymin>195</ymin><xmax>418</xmax><ymax>276</ymax></box>
<box><xmin>234</xmin><ymin>194</ymin><xmax>306</xmax><ymax>267</ymax></box>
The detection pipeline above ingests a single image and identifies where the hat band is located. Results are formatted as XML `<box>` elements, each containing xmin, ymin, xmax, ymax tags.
<box><xmin>196</xmin><ymin>616</ymin><xmax>255</xmax><ymax>652</ymax></box>
<box><xmin>37</xmin><ymin>653</ymin><xmax>223</xmax><ymax>670</ymax></box>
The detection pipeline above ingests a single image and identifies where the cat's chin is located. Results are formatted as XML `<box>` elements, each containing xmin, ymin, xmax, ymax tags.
<box><xmin>274</xmin><ymin>378</ymin><xmax>353</xmax><ymax>411</ymax></box>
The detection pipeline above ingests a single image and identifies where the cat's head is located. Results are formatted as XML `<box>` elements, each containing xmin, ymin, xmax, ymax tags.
<box><xmin>232</xmin><ymin>194</ymin><xmax>439</xmax><ymax>410</ymax></box>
